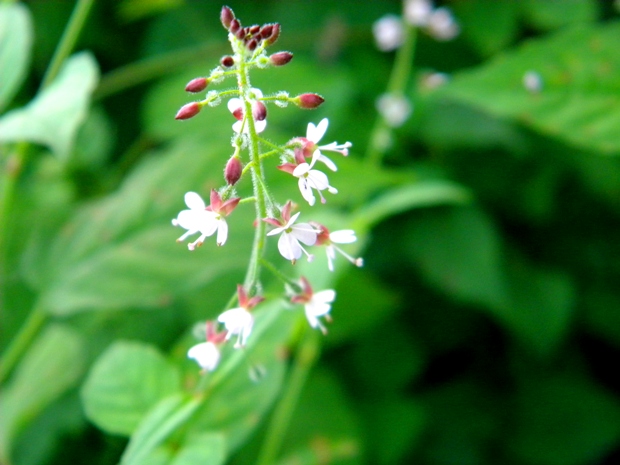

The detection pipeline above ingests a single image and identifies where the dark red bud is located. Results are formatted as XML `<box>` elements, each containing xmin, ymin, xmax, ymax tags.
<box><xmin>230</xmin><ymin>18</ymin><xmax>241</xmax><ymax>34</ymax></box>
<box><xmin>220</xmin><ymin>6</ymin><xmax>235</xmax><ymax>30</ymax></box>
<box><xmin>264</xmin><ymin>23</ymin><xmax>280</xmax><ymax>46</ymax></box>
<box><xmin>260</xmin><ymin>24</ymin><xmax>273</xmax><ymax>39</ymax></box>
<box><xmin>235</xmin><ymin>27</ymin><xmax>246</xmax><ymax>40</ymax></box>
<box><xmin>225</xmin><ymin>156</ymin><xmax>242</xmax><ymax>185</ymax></box>
<box><xmin>296</xmin><ymin>93</ymin><xmax>325</xmax><ymax>109</ymax></box>
<box><xmin>249</xmin><ymin>25</ymin><xmax>260</xmax><ymax>35</ymax></box>
<box><xmin>270</xmin><ymin>51</ymin><xmax>293</xmax><ymax>66</ymax></box>
<box><xmin>220</xmin><ymin>55</ymin><xmax>235</xmax><ymax>67</ymax></box>
<box><xmin>247</xmin><ymin>38</ymin><xmax>258</xmax><ymax>51</ymax></box>
<box><xmin>252</xmin><ymin>101</ymin><xmax>267</xmax><ymax>121</ymax></box>
<box><xmin>185</xmin><ymin>77</ymin><xmax>208</xmax><ymax>93</ymax></box>
<box><xmin>231</xmin><ymin>106</ymin><xmax>243</xmax><ymax>121</ymax></box>
<box><xmin>175</xmin><ymin>102</ymin><xmax>201</xmax><ymax>120</ymax></box>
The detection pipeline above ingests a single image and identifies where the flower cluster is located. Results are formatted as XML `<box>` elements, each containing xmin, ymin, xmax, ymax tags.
<box><xmin>173</xmin><ymin>6</ymin><xmax>362</xmax><ymax>372</ymax></box>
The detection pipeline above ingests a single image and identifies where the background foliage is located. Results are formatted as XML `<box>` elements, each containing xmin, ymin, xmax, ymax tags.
<box><xmin>2</xmin><ymin>0</ymin><xmax>620</xmax><ymax>464</ymax></box>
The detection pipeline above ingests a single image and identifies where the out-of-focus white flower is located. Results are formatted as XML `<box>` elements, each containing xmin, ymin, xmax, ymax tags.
<box><xmin>265</xmin><ymin>202</ymin><xmax>318</xmax><ymax>263</ymax></box>
<box><xmin>523</xmin><ymin>70</ymin><xmax>543</xmax><ymax>93</ymax></box>
<box><xmin>187</xmin><ymin>342</ymin><xmax>220</xmax><ymax>371</ymax></box>
<box><xmin>376</xmin><ymin>93</ymin><xmax>413</xmax><ymax>128</ymax></box>
<box><xmin>404</xmin><ymin>0</ymin><xmax>433</xmax><ymax>26</ymax></box>
<box><xmin>292</xmin><ymin>150</ymin><xmax>338</xmax><ymax>206</ymax></box>
<box><xmin>312</xmin><ymin>222</ymin><xmax>364</xmax><ymax>272</ymax></box>
<box><xmin>291</xmin><ymin>277</ymin><xmax>336</xmax><ymax>334</ymax></box>
<box><xmin>373</xmin><ymin>14</ymin><xmax>404</xmax><ymax>51</ymax></box>
<box><xmin>419</xmin><ymin>71</ymin><xmax>450</xmax><ymax>91</ymax></box>
<box><xmin>218</xmin><ymin>308</ymin><xmax>253</xmax><ymax>348</ymax></box>
<box><xmin>427</xmin><ymin>7</ymin><xmax>459</xmax><ymax>41</ymax></box>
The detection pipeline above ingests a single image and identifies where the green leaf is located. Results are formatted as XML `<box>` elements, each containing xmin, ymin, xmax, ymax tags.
<box><xmin>120</xmin><ymin>393</ymin><xmax>201</xmax><ymax>465</ymax></box>
<box><xmin>0</xmin><ymin>3</ymin><xmax>33</xmax><ymax>112</ymax></box>
<box><xmin>0</xmin><ymin>52</ymin><xmax>99</xmax><ymax>160</ymax></box>
<box><xmin>442</xmin><ymin>22</ymin><xmax>620</xmax><ymax>154</ymax></box>
<box><xmin>507</xmin><ymin>375</ymin><xmax>620</xmax><ymax>465</ymax></box>
<box><xmin>0</xmin><ymin>325</ymin><xmax>85</xmax><ymax>462</ymax></box>
<box><xmin>520</xmin><ymin>0</ymin><xmax>597</xmax><ymax>30</ymax></box>
<box><xmin>169</xmin><ymin>432</ymin><xmax>226</xmax><ymax>465</ymax></box>
<box><xmin>81</xmin><ymin>341</ymin><xmax>182</xmax><ymax>435</ymax></box>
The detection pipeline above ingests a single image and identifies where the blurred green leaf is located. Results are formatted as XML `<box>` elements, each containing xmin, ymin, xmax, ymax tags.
<box><xmin>0</xmin><ymin>325</ymin><xmax>85</xmax><ymax>463</ymax></box>
<box><xmin>118</xmin><ymin>0</ymin><xmax>183</xmax><ymax>23</ymax></box>
<box><xmin>0</xmin><ymin>52</ymin><xmax>99</xmax><ymax>160</ymax></box>
<box><xmin>81</xmin><ymin>341</ymin><xmax>182</xmax><ymax>435</ymax></box>
<box><xmin>170</xmin><ymin>432</ymin><xmax>226</xmax><ymax>465</ymax></box>
<box><xmin>442</xmin><ymin>22</ymin><xmax>620</xmax><ymax>154</ymax></box>
<box><xmin>0</xmin><ymin>3</ymin><xmax>33</xmax><ymax>112</ymax></box>
<box><xmin>507</xmin><ymin>375</ymin><xmax>620</xmax><ymax>465</ymax></box>
<box><xmin>120</xmin><ymin>393</ymin><xmax>201</xmax><ymax>465</ymax></box>
<box><xmin>520</xmin><ymin>0</ymin><xmax>597</xmax><ymax>30</ymax></box>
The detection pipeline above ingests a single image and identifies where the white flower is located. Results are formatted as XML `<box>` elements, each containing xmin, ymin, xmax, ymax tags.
<box><xmin>187</xmin><ymin>342</ymin><xmax>220</xmax><ymax>371</ymax></box>
<box><xmin>304</xmin><ymin>118</ymin><xmax>352</xmax><ymax>171</ymax></box>
<box><xmin>376</xmin><ymin>93</ymin><xmax>413</xmax><ymax>128</ymax></box>
<box><xmin>523</xmin><ymin>70</ymin><xmax>543</xmax><ymax>93</ymax></box>
<box><xmin>373</xmin><ymin>14</ymin><xmax>404</xmax><ymax>51</ymax></box>
<box><xmin>293</xmin><ymin>150</ymin><xmax>338</xmax><ymax>206</ymax></box>
<box><xmin>218</xmin><ymin>307</ymin><xmax>254</xmax><ymax>348</ymax></box>
<box><xmin>266</xmin><ymin>211</ymin><xmax>318</xmax><ymax>262</ymax></box>
<box><xmin>304</xmin><ymin>289</ymin><xmax>336</xmax><ymax>333</ymax></box>
<box><xmin>326</xmin><ymin>229</ymin><xmax>364</xmax><ymax>272</ymax></box>
<box><xmin>404</xmin><ymin>0</ymin><xmax>433</xmax><ymax>26</ymax></box>
<box><xmin>427</xmin><ymin>7</ymin><xmax>459</xmax><ymax>41</ymax></box>
<box><xmin>228</xmin><ymin>88</ymin><xmax>267</xmax><ymax>134</ymax></box>
<box><xmin>172</xmin><ymin>192</ymin><xmax>219</xmax><ymax>250</ymax></box>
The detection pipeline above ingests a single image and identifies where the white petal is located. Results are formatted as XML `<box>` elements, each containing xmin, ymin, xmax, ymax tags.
<box><xmin>313</xmin><ymin>289</ymin><xmax>336</xmax><ymax>305</ymax></box>
<box><xmin>291</xmin><ymin>223</ymin><xmax>318</xmax><ymax>246</ymax></box>
<box><xmin>305</xmin><ymin>308</ymin><xmax>319</xmax><ymax>328</ymax></box>
<box><xmin>312</xmin><ymin>118</ymin><xmax>329</xmax><ymax>143</ymax></box>
<box><xmin>330</xmin><ymin>230</ymin><xmax>357</xmax><ymax>244</ymax></box>
<box><xmin>232</xmin><ymin>120</ymin><xmax>243</xmax><ymax>133</ymax></box>
<box><xmin>298</xmin><ymin>178</ymin><xmax>316</xmax><ymax>206</ymax></box>
<box><xmin>218</xmin><ymin>307</ymin><xmax>251</xmax><ymax>333</ymax></box>
<box><xmin>285</xmin><ymin>212</ymin><xmax>302</xmax><ymax>229</ymax></box>
<box><xmin>278</xmin><ymin>233</ymin><xmax>301</xmax><ymax>260</ymax></box>
<box><xmin>249</xmin><ymin>88</ymin><xmax>263</xmax><ymax>99</ymax></box>
<box><xmin>326</xmin><ymin>246</ymin><xmax>336</xmax><ymax>272</ymax></box>
<box><xmin>306</xmin><ymin>170</ymin><xmax>329</xmax><ymax>190</ymax></box>
<box><xmin>255</xmin><ymin>119</ymin><xmax>267</xmax><ymax>133</ymax></box>
<box><xmin>197</xmin><ymin>211</ymin><xmax>219</xmax><ymax>236</ymax></box>
<box><xmin>317</xmin><ymin>154</ymin><xmax>337</xmax><ymax>172</ymax></box>
<box><xmin>293</xmin><ymin>163</ymin><xmax>311</xmax><ymax>177</ymax></box>
<box><xmin>216</xmin><ymin>218</ymin><xmax>228</xmax><ymax>246</ymax></box>
<box><xmin>175</xmin><ymin>210</ymin><xmax>203</xmax><ymax>232</ymax></box>
<box><xmin>187</xmin><ymin>342</ymin><xmax>220</xmax><ymax>371</ymax></box>
<box><xmin>185</xmin><ymin>191</ymin><xmax>206</xmax><ymax>210</ymax></box>
<box><xmin>228</xmin><ymin>98</ymin><xmax>243</xmax><ymax>113</ymax></box>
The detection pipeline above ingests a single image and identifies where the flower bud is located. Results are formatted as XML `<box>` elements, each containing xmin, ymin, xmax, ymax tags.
<box><xmin>294</xmin><ymin>93</ymin><xmax>325</xmax><ymax>109</ymax></box>
<box><xmin>235</xmin><ymin>27</ymin><xmax>246</xmax><ymax>40</ymax></box>
<box><xmin>247</xmin><ymin>38</ymin><xmax>258</xmax><ymax>51</ymax></box>
<box><xmin>185</xmin><ymin>77</ymin><xmax>208</xmax><ymax>93</ymax></box>
<box><xmin>230</xmin><ymin>18</ymin><xmax>241</xmax><ymax>34</ymax></box>
<box><xmin>175</xmin><ymin>102</ymin><xmax>201</xmax><ymax>120</ymax></box>
<box><xmin>270</xmin><ymin>51</ymin><xmax>293</xmax><ymax>66</ymax></box>
<box><xmin>224</xmin><ymin>156</ymin><xmax>242</xmax><ymax>185</ymax></box>
<box><xmin>252</xmin><ymin>100</ymin><xmax>267</xmax><ymax>121</ymax></box>
<box><xmin>220</xmin><ymin>55</ymin><xmax>235</xmax><ymax>67</ymax></box>
<box><xmin>220</xmin><ymin>6</ymin><xmax>235</xmax><ymax>30</ymax></box>
<box><xmin>260</xmin><ymin>24</ymin><xmax>273</xmax><ymax>40</ymax></box>
<box><xmin>264</xmin><ymin>23</ymin><xmax>280</xmax><ymax>46</ymax></box>
<box><xmin>249</xmin><ymin>25</ymin><xmax>260</xmax><ymax>35</ymax></box>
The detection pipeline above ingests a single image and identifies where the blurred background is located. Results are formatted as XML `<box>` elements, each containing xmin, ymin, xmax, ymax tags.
<box><xmin>2</xmin><ymin>1</ymin><xmax>620</xmax><ymax>464</ymax></box>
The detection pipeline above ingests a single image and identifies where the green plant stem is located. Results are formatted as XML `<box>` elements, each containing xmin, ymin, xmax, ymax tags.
<box><xmin>0</xmin><ymin>0</ymin><xmax>94</xmax><ymax>384</ymax></box>
<box><xmin>365</xmin><ymin>25</ymin><xmax>418</xmax><ymax>166</ymax></box>
<box><xmin>256</xmin><ymin>324</ymin><xmax>321</xmax><ymax>465</ymax></box>
<box><xmin>260</xmin><ymin>259</ymin><xmax>300</xmax><ymax>289</ymax></box>
<box><xmin>0</xmin><ymin>305</ymin><xmax>46</xmax><ymax>384</ymax></box>
<box><xmin>40</xmin><ymin>0</ymin><xmax>95</xmax><ymax>90</ymax></box>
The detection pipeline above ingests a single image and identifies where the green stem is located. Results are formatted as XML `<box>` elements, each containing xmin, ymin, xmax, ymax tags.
<box><xmin>365</xmin><ymin>25</ymin><xmax>418</xmax><ymax>166</ymax></box>
<box><xmin>0</xmin><ymin>306</ymin><xmax>47</xmax><ymax>384</ymax></box>
<box><xmin>260</xmin><ymin>259</ymin><xmax>300</xmax><ymax>289</ymax></box>
<box><xmin>256</xmin><ymin>324</ymin><xmax>321</xmax><ymax>465</ymax></box>
<box><xmin>40</xmin><ymin>0</ymin><xmax>95</xmax><ymax>90</ymax></box>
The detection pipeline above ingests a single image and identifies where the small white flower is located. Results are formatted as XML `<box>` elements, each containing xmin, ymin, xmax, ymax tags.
<box><xmin>373</xmin><ymin>14</ymin><xmax>404</xmax><ymax>51</ymax></box>
<box><xmin>376</xmin><ymin>93</ymin><xmax>413</xmax><ymax>128</ymax></box>
<box><xmin>304</xmin><ymin>118</ymin><xmax>352</xmax><ymax>171</ymax></box>
<box><xmin>172</xmin><ymin>192</ymin><xmax>219</xmax><ymax>250</ymax></box>
<box><xmin>266</xmin><ymin>211</ymin><xmax>318</xmax><ymax>262</ymax></box>
<box><xmin>187</xmin><ymin>342</ymin><xmax>220</xmax><ymax>371</ymax></box>
<box><xmin>523</xmin><ymin>70</ymin><xmax>543</xmax><ymax>93</ymax></box>
<box><xmin>304</xmin><ymin>289</ymin><xmax>336</xmax><ymax>333</ymax></box>
<box><xmin>218</xmin><ymin>307</ymin><xmax>254</xmax><ymax>348</ymax></box>
<box><xmin>293</xmin><ymin>150</ymin><xmax>338</xmax><ymax>206</ymax></box>
<box><xmin>427</xmin><ymin>7</ymin><xmax>459</xmax><ymax>41</ymax></box>
<box><xmin>326</xmin><ymin>229</ymin><xmax>364</xmax><ymax>272</ymax></box>
<box><xmin>404</xmin><ymin>0</ymin><xmax>433</xmax><ymax>26</ymax></box>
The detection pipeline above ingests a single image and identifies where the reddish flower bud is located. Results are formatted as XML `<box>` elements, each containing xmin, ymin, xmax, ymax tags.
<box><xmin>221</xmin><ymin>55</ymin><xmax>235</xmax><ymax>67</ymax></box>
<box><xmin>175</xmin><ymin>102</ymin><xmax>201</xmax><ymax>120</ymax></box>
<box><xmin>249</xmin><ymin>25</ymin><xmax>260</xmax><ymax>35</ymax></box>
<box><xmin>247</xmin><ymin>38</ymin><xmax>258</xmax><ymax>51</ymax></box>
<box><xmin>185</xmin><ymin>77</ymin><xmax>208</xmax><ymax>93</ymax></box>
<box><xmin>252</xmin><ymin>100</ymin><xmax>267</xmax><ymax>121</ymax></box>
<box><xmin>264</xmin><ymin>23</ymin><xmax>280</xmax><ymax>46</ymax></box>
<box><xmin>220</xmin><ymin>6</ymin><xmax>235</xmax><ymax>30</ymax></box>
<box><xmin>230</xmin><ymin>18</ymin><xmax>241</xmax><ymax>34</ymax></box>
<box><xmin>295</xmin><ymin>93</ymin><xmax>325</xmax><ymax>109</ymax></box>
<box><xmin>260</xmin><ymin>24</ymin><xmax>273</xmax><ymax>40</ymax></box>
<box><xmin>270</xmin><ymin>51</ymin><xmax>293</xmax><ymax>66</ymax></box>
<box><xmin>235</xmin><ymin>27</ymin><xmax>246</xmax><ymax>40</ymax></box>
<box><xmin>224</xmin><ymin>156</ymin><xmax>242</xmax><ymax>185</ymax></box>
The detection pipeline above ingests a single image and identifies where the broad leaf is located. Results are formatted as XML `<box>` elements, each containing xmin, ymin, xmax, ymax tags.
<box><xmin>442</xmin><ymin>22</ymin><xmax>620</xmax><ymax>154</ymax></box>
<box><xmin>0</xmin><ymin>3</ymin><xmax>33</xmax><ymax>111</ymax></box>
<box><xmin>81</xmin><ymin>341</ymin><xmax>182</xmax><ymax>435</ymax></box>
<box><xmin>0</xmin><ymin>52</ymin><xmax>99</xmax><ymax>160</ymax></box>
